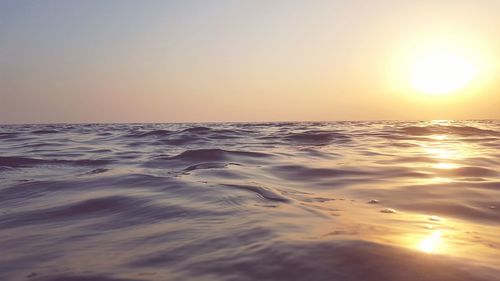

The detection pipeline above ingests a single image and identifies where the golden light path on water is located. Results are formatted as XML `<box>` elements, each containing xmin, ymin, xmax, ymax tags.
<box><xmin>310</xmin><ymin>124</ymin><xmax>500</xmax><ymax>268</ymax></box>
<box><xmin>410</xmin><ymin>132</ymin><xmax>468</xmax><ymax>256</ymax></box>
<box><xmin>398</xmin><ymin>130</ymin><xmax>497</xmax><ymax>261</ymax></box>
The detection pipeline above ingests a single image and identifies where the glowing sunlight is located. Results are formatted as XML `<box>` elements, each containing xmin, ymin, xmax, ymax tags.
<box><xmin>410</xmin><ymin>52</ymin><xmax>478</xmax><ymax>95</ymax></box>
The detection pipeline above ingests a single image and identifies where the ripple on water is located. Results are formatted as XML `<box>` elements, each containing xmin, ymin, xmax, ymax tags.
<box><xmin>0</xmin><ymin>121</ymin><xmax>499</xmax><ymax>281</ymax></box>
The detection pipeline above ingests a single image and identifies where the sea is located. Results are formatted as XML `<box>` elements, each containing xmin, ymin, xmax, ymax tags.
<box><xmin>0</xmin><ymin>120</ymin><xmax>499</xmax><ymax>281</ymax></box>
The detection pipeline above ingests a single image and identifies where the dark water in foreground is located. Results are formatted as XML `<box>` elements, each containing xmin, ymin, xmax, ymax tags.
<box><xmin>1</xmin><ymin>121</ymin><xmax>499</xmax><ymax>281</ymax></box>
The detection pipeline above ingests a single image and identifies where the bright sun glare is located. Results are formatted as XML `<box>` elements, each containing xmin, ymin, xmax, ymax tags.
<box><xmin>418</xmin><ymin>230</ymin><xmax>442</xmax><ymax>254</ymax></box>
<box><xmin>410</xmin><ymin>52</ymin><xmax>478</xmax><ymax>95</ymax></box>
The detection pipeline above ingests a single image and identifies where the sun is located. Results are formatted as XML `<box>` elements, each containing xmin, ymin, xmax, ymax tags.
<box><xmin>410</xmin><ymin>52</ymin><xmax>478</xmax><ymax>95</ymax></box>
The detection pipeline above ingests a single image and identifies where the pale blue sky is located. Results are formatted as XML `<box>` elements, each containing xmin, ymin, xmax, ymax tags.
<box><xmin>1</xmin><ymin>0</ymin><xmax>499</xmax><ymax>123</ymax></box>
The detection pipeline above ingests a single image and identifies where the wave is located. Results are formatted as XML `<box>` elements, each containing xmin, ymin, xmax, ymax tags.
<box><xmin>0</xmin><ymin>156</ymin><xmax>111</xmax><ymax>168</ymax></box>
<box><xmin>34</xmin><ymin>276</ymin><xmax>142</xmax><ymax>281</ymax></box>
<box><xmin>400</xmin><ymin>125</ymin><xmax>499</xmax><ymax>137</ymax></box>
<box><xmin>125</xmin><ymin>129</ymin><xmax>173</xmax><ymax>138</ymax></box>
<box><xmin>0</xmin><ymin>195</ymin><xmax>228</xmax><ymax>230</ymax></box>
<box><xmin>269</xmin><ymin>164</ymin><xmax>369</xmax><ymax>180</ymax></box>
<box><xmin>145</xmin><ymin>149</ymin><xmax>274</xmax><ymax>168</ymax></box>
<box><xmin>31</xmin><ymin>129</ymin><xmax>60</xmax><ymax>134</ymax></box>
<box><xmin>124</xmin><ymin>126</ymin><xmax>246</xmax><ymax>142</ymax></box>
<box><xmin>284</xmin><ymin>130</ymin><xmax>351</xmax><ymax>145</ymax></box>
<box><xmin>183</xmin><ymin>162</ymin><xmax>240</xmax><ymax>172</ymax></box>
<box><xmin>438</xmin><ymin>166</ymin><xmax>498</xmax><ymax>177</ymax></box>
<box><xmin>220</xmin><ymin>184</ymin><xmax>290</xmax><ymax>203</ymax></box>
<box><xmin>0</xmin><ymin>132</ymin><xmax>19</xmax><ymax>139</ymax></box>
<box><xmin>180</xmin><ymin>126</ymin><xmax>212</xmax><ymax>133</ymax></box>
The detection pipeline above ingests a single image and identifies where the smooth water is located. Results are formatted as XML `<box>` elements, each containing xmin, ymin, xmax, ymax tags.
<box><xmin>1</xmin><ymin>120</ymin><xmax>499</xmax><ymax>281</ymax></box>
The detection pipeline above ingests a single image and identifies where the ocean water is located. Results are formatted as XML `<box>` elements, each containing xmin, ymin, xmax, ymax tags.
<box><xmin>0</xmin><ymin>120</ymin><xmax>499</xmax><ymax>281</ymax></box>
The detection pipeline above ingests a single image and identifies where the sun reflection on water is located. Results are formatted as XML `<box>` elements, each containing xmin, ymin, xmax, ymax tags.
<box><xmin>418</xmin><ymin>230</ymin><xmax>443</xmax><ymax>254</ymax></box>
<box><xmin>433</xmin><ymin>162</ymin><xmax>459</xmax><ymax>169</ymax></box>
<box><xmin>430</xmin><ymin>134</ymin><xmax>447</xmax><ymax>141</ymax></box>
<box><xmin>425</xmin><ymin>147</ymin><xmax>458</xmax><ymax>159</ymax></box>
<box><xmin>430</xmin><ymin>120</ymin><xmax>453</xmax><ymax>126</ymax></box>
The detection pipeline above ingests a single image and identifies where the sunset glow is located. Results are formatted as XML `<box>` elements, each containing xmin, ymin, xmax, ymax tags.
<box><xmin>1</xmin><ymin>2</ymin><xmax>500</xmax><ymax>281</ymax></box>
<box><xmin>2</xmin><ymin>1</ymin><xmax>500</xmax><ymax>123</ymax></box>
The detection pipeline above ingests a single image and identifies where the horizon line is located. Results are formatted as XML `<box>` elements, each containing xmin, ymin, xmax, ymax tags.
<box><xmin>1</xmin><ymin>118</ymin><xmax>498</xmax><ymax>126</ymax></box>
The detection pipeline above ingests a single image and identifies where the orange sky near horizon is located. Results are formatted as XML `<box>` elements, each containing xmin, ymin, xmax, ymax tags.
<box><xmin>1</xmin><ymin>0</ymin><xmax>499</xmax><ymax>123</ymax></box>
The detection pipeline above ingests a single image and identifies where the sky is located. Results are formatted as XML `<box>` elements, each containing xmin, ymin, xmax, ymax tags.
<box><xmin>1</xmin><ymin>0</ymin><xmax>499</xmax><ymax>123</ymax></box>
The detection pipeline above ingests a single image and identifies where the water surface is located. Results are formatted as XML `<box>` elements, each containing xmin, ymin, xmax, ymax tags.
<box><xmin>1</xmin><ymin>120</ymin><xmax>499</xmax><ymax>281</ymax></box>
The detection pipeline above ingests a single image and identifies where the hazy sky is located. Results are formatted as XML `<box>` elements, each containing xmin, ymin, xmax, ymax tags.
<box><xmin>1</xmin><ymin>0</ymin><xmax>499</xmax><ymax>123</ymax></box>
